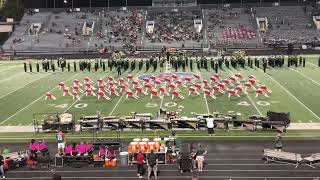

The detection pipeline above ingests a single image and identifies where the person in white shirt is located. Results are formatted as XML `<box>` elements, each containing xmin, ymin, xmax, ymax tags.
<box><xmin>206</xmin><ymin>116</ymin><xmax>215</xmax><ymax>136</ymax></box>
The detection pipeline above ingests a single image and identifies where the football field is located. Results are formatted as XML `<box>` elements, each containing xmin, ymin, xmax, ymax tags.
<box><xmin>0</xmin><ymin>55</ymin><xmax>320</xmax><ymax>126</ymax></box>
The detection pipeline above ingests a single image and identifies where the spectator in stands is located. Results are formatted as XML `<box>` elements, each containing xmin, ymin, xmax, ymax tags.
<box><xmin>98</xmin><ymin>145</ymin><xmax>106</xmax><ymax>158</ymax></box>
<box><xmin>196</xmin><ymin>143</ymin><xmax>207</xmax><ymax>172</ymax></box>
<box><xmin>275</xmin><ymin>133</ymin><xmax>283</xmax><ymax>151</ymax></box>
<box><xmin>76</xmin><ymin>142</ymin><xmax>87</xmax><ymax>155</ymax></box>
<box><xmin>38</xmin><ymin>139</ymin><xmax>49</xmax><ymax>156</ymax></box>
<box><xmin>137</xmin><ymin>151</ymin><xmax>145</xmax><ymax>179</ymax></box>
<box><xmin>64</xmin><ymin>144</ymin><xmax>73</xmax><ymax>156</ymax></box>
<box><xmin>0</xmin><ymin>150</ymin><xmax>5</xmax><ymax>179</ymax></box>
<box><xmin>29</xmin><ymin>139</ymin><xmax>38</xmax><ymax>155</ymax></box>
<box><xmin>147</xmin><ymin>150</ymin><xmax>158</xmax><ymax>180</ymax></box>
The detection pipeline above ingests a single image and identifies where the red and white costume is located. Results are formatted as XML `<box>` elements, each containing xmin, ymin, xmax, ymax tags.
<box><xmin>229</xmin><ymin>76</ymin><xmax>239</xmax><ymax>83</ymax></box>
<box><xmin>169</xmin><ymin>83</ymin><xmax>180</xmax><ymax>92</ymax></box>
<box><xmin>210</xmin><ymin>76</ymin><xmax>218</xmax><ymax>84</ymax></box>
<box><xmin>85</xmin><ymin>88</ymin><xmax>96</xmax><ymax>96</ymax></box>
<box><xmin>194</xmin><ymin>74</ymin><xmax>201</xmax><ymax>81</ymax></box>
<box><xmin>84</xmin><ymin>76</ymin><xmax>93</xmax><ymax>84</ymax></box>
<box><xmin>108</xmin><ymin>81</ymin><xmax>116</xmax><ymax>89</ymax></box>
<box><xmin>73</xmin><ymin>85</ymin><xmax>83</xmax><ymax>93</ymax></box>
<box><xmin>150</xmin><ymin>89</ymin><xmax>162</xmax><ymax>99</ymax></box>
<box><xmin>85</xmin><ymin>82</ymin><xmax>96</xmax><ymax>90</ymax></box>
<box><xmin>255</xmin><ymin>88</ymin><xmax>268</xmax><ymax>97</ymax></box>
<box><xmin>218</xmin><ymin>83</ymin><xmax>226</xmax><ymax>90</ymax></box>
<box><xmin>145</xmin><ymin>83</ymin><xmax>153</xmax><ymax>94</ymax></box>
<box><xmin>132</xmin><ymin>80</ymin><xmax>140</xmax><ymax>88</ymax></box>
<box><xmin>119</xmin><ymin>84</ymin><xmax>128</xmax><ymax>93</ymax></box>
<box><xmin>97</xmin><ymin>91</ymin><xmax>110</xmax><ymax>100</ymax></box>
<box><xmin>171</xmin><ymin>90</ymin><xmax>184</xmax><ymax>99</ymax></box>
<box><xmin>172</xmin><ymin>74</ymin><xmax>179</xmax><ymax>81</ymax></box>
<box><xmin>244</xmin><ymin>82</ymin><xmax>256</xmax><ymax>92</ymax></box>
<box><xmin>159</xmin><ymin>86</ymin><xmax>170</xmax><ymax>96</ymax></box>
<box><xmin>63</xmin><ymin>87</ymin><xmax>72</xmax><ymax>96</ymax></box>
<box><xmin>107</xmin><ymin>76</ymin><xmax>114</xmax><ymax>82</ymax></box>
<box><xmin>109</xmin><ymin>87</ymin><xmax>119</xmax><ymax>96</ymax></box>
<box><xmin>97</xmin><ymin>78</ymin><xmax>104</xmax><ymax>86</ymax></box>
<box><xmin>211</xmin><ymin>85</ymin><xmax>225</xmax><ymax>94</ymax></box>
<box><xmin>248</xmin><ymin>75</ymin><xmax>256</xmax><ymax>79</ymax></box>
<box><xmin>202</xmin><ymin>80</ymin><xmax>211</xmax><ymax>88</ymax></box>
<box><xmin>58</xmin><ymin>82</ymin><xmax>65</xmax><ymax>90</ymax></box>
<box><xmin>235</xmin><ymin>85</ymin><xmax>247</xmax><ymax>94</ymax></box>
<box><xmin>143</xmin><ymin>78</ymin><xmax>150</xmax><ymax>85</ymax></box>
<box><xmin>118</xmin><ymin>78</ymin><xmax>126</xmax><ymax>85</ymax></box>
<box><xmin>154</xmin><ymin>80</ymin><xmax>162</xmax><ymax>88</ymax></box>
<box><xmin>45</xmin><ymin>92</ymin><xmax>56</xmax><ymax>100</ymax></box>
<box><xmin>235</xmin><ymin>73</ymin><xmax>243</xmax><ymax>80</ymax></box>
<box><xmin>73</xmin><ymin>79</ymin><xmax>82</xmax><ymax>87</ymax></box>
<box><xmin>164</xmin><ymin>77</ymin><xmax>172</xmax><ymax>85</ymax></box>
<box><xmin>127</xmin><ymin>74</ymin><xmax>133</xmax><ymax>82</ymax></box>
<box><xmin>176</xmin><ymin>80</ymin><xmax>186</xmax><ymax>88</ymax></box>
<box><xmin>72</xmin><ymin>90</ymin><xmax>81</xmax><ymax>100</ymax></box>
<box><xmin>188</xmin><ymin>86</ymin><xmax>200</xmax><ymax>96</ymax></box>
<box><xmin>260</xmin><ymin>85</ymin><xmax>272</xmax><ymax>94</ymax></box>
<box><xmin>135</xmin><ymin>86</ymin><xmax>148</xmax><ymax>95</ymax></box>
<box><xmin>203</xmin><ymin>89</ymin><xmax>216</xmax><ymax>99</ymax></box>
<box><xmin>195</xmin><ymin>83</ymin><xmax>203</xmax><ymax>90</ymax></box>
<box><xmin>222</xmin><ymin>79</ymin><xmax>231</xmax><ymax>86</ymax></box>
<box><xmin>227</xmin><ymin>89</ymin><xmax>240</xmax><ymax>98</ymax></box>
<box><xmin>99</xmin><ymin>84</ymin><xmax>108</xmax><ymax>93</ymax></box>
<box><xmin>126</xmin><ymin>90</ymin><xmax>139</xmax><ymax>99</ymax></box>
<box><xmin>184</xmin><ymin>77</ymin><xmax>193</xmax><ymax>85</ymax></box>
<box><xmin>213</xmin><ymin>74</ymin><xmax>221</xmax><ymax>81</ymax></box>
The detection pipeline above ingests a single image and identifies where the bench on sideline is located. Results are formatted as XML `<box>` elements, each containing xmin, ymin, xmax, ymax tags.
<box><xmin>263</xmin><ymin>149</ymin><xmax>302</xmax><ymax>168</ymax></box>
<box><xmin>304</xmin><ymin>153</ymin><xmax>320</xmax><ymax>168</ymax></box>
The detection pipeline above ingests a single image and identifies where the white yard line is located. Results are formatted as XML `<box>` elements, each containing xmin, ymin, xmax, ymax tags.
<box><xmin>0</xmin><ymin>66</ymin><xmax>19</xmax><ymax>73</ymax></box>
<box><xmin>225</xmin><ymin>69</ymin><xmax>262</xmax><ymax>116</ymax></box>
<box><xmin>108</xmin><ymin>94</ymin><xmax>124</xmax><ymax>116</ymax></box>
<box><xmin>307</xmin><ymin>62</ymin><xmax>319</xmax><ymax>68</ymax></box>
<box><xmin>290</xmin><ymin>68</ymin><xmax>320</xmax><ymax>86</ymax></box>
<box><xmin>203</xmin><ymin>94</ymin><xmax>210</xmax><ymax>114</ymax></box>
<box><xmin>0</xmin><ymin>74</ymin><xmax>50</xmax><ymax>100</ymax></box>
<box><xmin>0</xmin><ymin>73</ymin><xmax>80</xmax><ymax>125</ymax></box>
<box><xmin>260</xmin><ymin>70</ymin><xmax>320</xmax><ymax>121</ymax></box>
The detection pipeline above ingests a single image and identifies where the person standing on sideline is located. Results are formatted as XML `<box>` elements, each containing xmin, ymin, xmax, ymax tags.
<box><xmin>0</xmin><ymin>150</ymin><xmax>5</xmax><ymax>179</ymax></box>
<box><xmin>56</xmin><ymin>130</ymin><xmax>66</xmax><ymax>155</ymax></box>
<box><xmin>137</xmin><ymin>151</ymin><xmax>145</xmax><ymax>179</ymax></box>
<box><xmin>147</xmin><ymin>150</ymin><xmax>158</xmax><ymax>180</ymax></box>
<box><xmin>275</xmin><ymin>133</ymin><xmax>283</xmax><ymax>151</ymax></box>
<box><xmin>206</xmin><ymin>116</ymin><xmax>215</xmax><ymax>136</ymax></box>
<box><xmin>196</xmin><ymin>143</ymin><xmax>207</xmax><ymax>172</ymax></box>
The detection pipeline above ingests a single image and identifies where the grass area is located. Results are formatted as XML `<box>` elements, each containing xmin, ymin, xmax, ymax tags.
<box><xmin>0</xmin><ymin>55</ymin><xmax>320</xmax><ymax>128</ymax></box>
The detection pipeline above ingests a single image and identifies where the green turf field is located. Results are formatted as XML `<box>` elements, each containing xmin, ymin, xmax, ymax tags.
<box><xmin>0</xmin><ymin>55</ymin><xmax>320</xmax><ymax>126</ymax></box>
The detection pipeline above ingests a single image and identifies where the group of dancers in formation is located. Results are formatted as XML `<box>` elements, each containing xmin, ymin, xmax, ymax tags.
<box><xmin>44</xmin><ymin>72</ymin><xmax>272</xmax><ymax>101</ymax></box>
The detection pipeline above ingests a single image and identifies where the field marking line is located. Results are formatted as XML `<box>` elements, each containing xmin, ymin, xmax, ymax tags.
<box><xmin>0</xmin><ymin>73</ymin><xmax>80</xmax><ymax>125</ymax></box>
<box><xmin>64</xmin><ymin>72</ymin><xmax>112</xmax><ymax>112</ymax></box>
<box><xmin>0</xmin><ymin>73</ymin><xmax>51</xmax><ymax>100</ymax></box>
<box><xmin>258</xmin><ymin>69</ymin><xmax>320</xmax><ymax>121</ymax></box>
<box><xmin>0</xmin><ymin>66</ymin><xmax>20</xmax><ymax>73</ymax></box>
<box><xmin>290</xmin><ymin>68</ymin><xmax>320</xmax><ymax>86</ymax></box>
<box><xmin>203</xmin><ymin>94</ymin><xmax>210</xmax><ymax>114</ymax></box>
<box><xmin>225</xmin><ymin>69</ymin><xmax>262</xmax><ymax>116</ymax></box>
<box><xmin>0</xmin><ymin>71</ymin><xmax>28</xmax><ymax>83</ymax></box>
<box><xmin>108</xmin><ymin>94</ymin><xmax>124</xmax><ymax>116</ymax></box>
<box><xmin>307</xmin><ymin>62</ymin><xmax>320</xmax><ymax>68</ymax></box>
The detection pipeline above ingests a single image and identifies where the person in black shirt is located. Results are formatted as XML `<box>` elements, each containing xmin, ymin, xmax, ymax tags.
<box><xmin>0</xmin><ymin>153</ymin><xmax>5</xmax><ymax>178</ymax></box>
<box><xmin>24</xmin><ymin>62</ymin><xmax>27</xmax><ymax>72</ymax></box>
<box><xmin>36</xmin><ymin>62</ymin><xmax>40</xmax><ymax>72</ymax></box>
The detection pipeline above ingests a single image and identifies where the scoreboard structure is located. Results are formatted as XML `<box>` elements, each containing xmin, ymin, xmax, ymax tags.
<box><xmin>152</xmin><ymin>0</ymin><xmax>197</xmax><ymax>7</ymax></box>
